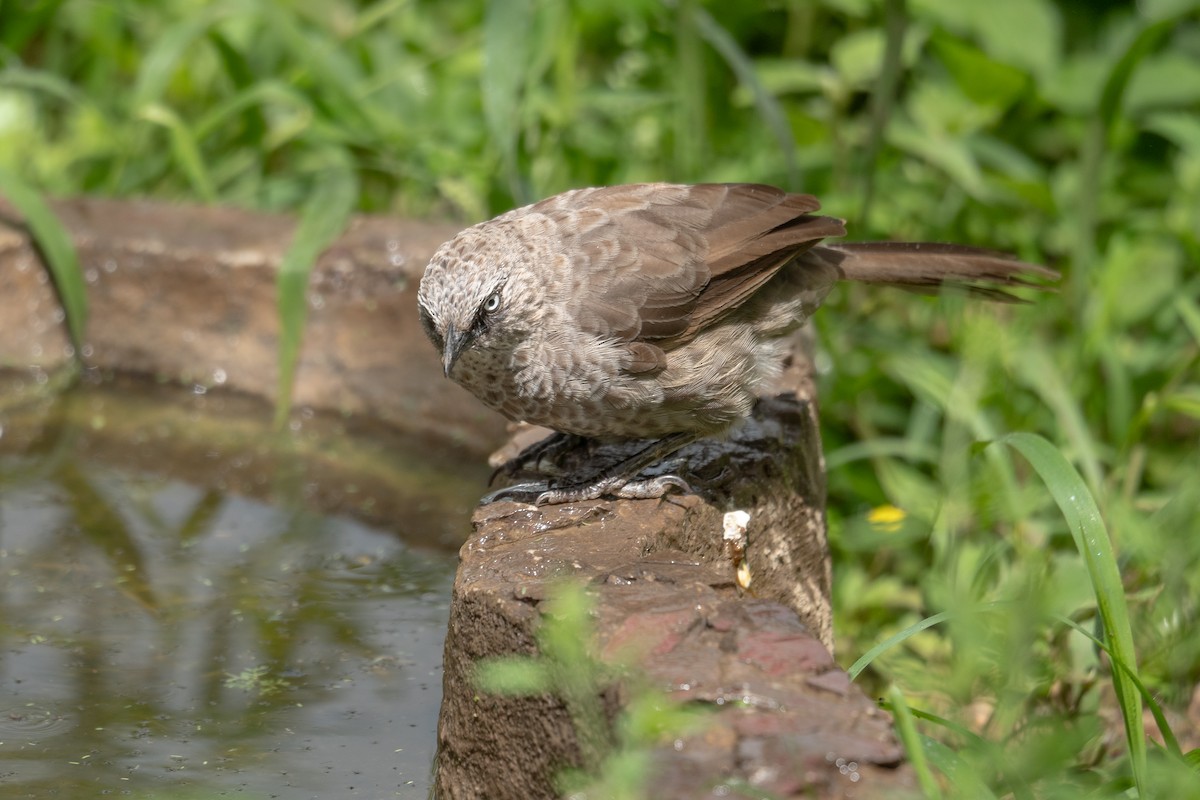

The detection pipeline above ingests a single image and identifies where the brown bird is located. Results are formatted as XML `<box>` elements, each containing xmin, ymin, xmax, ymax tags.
<box><xmin>417</xmin><ymin>183</ymin><xmax>1056</xmax><ymax>505</ymax></box>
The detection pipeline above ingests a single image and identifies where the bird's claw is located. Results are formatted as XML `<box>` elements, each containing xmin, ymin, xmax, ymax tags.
<box><xmin>612</xmin><ymin>474</ymin><xmax>691</xmax><ymax>499</ymax></box>
<box><xmin>479</xmin><ymin>481</ymin><xmax>550</xmax><ymax>506</ymax></box>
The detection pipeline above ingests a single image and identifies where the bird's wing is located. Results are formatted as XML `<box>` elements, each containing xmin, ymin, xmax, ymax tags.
<box><xmin>540</xmin><ymin>183</ymin><xmax>845</xmax><ymax>348</ymax></box>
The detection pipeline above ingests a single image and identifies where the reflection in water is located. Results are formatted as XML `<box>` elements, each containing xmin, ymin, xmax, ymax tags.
<box><xmin>0</xmin><ymin>378</ymin><xmax>483</xmax><ymax>799</ymax></box>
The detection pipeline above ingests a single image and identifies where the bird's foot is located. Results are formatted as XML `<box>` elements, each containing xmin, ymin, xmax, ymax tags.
<box><xmin>478</xmin><ymin>474</ymin><xmax>690</xmax><ymax>506</ymax></box>
<box><xmin>481</xmin><ymin>432</ymin><xmax>699</xmax><ymax>506</ymax></box>
<box><xmin>533</xmin><ymin>474</ymin><xmax>691</xmax><ymax>505</ymax></box>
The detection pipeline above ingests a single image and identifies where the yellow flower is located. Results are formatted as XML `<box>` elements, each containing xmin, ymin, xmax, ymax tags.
<box><xmin>867</xmin><ymin>504</ymin><xmax>906</xmax><ymax>532</ymax></box>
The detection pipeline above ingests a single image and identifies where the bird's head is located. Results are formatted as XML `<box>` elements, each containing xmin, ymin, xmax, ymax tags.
<box><xmin>417</xmin><ymin>224</ymin><xmax>541</xmax><ymax>380</ymax></box>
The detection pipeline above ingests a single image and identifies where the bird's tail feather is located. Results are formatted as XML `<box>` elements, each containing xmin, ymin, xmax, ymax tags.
<box><xmin>812</xmin><ymin>242</ymin><xmax>1059</xmax><ymax>302</ymax></box>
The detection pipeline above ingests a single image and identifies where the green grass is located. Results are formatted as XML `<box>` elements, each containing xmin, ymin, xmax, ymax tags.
<box><xmin>0</xmin><ymin>165</ymin><xmax>87</xmax><ymax>352</ymax></box>
<box><xmin>3</xmin><ymin>0</ymin><xmax>1199</xmax><ymax>796</ymax></box>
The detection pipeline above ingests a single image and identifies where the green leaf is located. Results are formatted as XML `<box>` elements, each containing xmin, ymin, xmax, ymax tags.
<box><xmin>830</xmin><ymin>28</ymin><xmax>887</xmax><ymax>87</ymax></box>
<box><xmin>1125</xmin><ymin>52</ymin><xmax>1200</xmax><ymax>114</ymax></box>
<box><xmin>1039</xmin><ymin>52</ymin><xmax>1109</xmax><ymax>115</ymax></box>
<box><xmin>848</xmin><ymin>609</ymin><xmax>954</xmax><ymax>680</ymax></box>
<box><xmin>1176</xmin><ymin>296</ymin><xmax>1200</xmax><ymax>346</ymax></box>
<box><xmin>132</xmin><ymin>7</ymin><xmax>227</xmax><ymax>109</ymax></box>
<box><xmin>274</xmin><ymin>155</ymin><xmax>358</xmax><ymax>428</ymax></box>
<box><xmin>888</xmin><ymin>118</ymin><xmax>989</xmax><ymax>198</ymax></box>
<box><xmin>0</xmin><ymin>166</ymin><xmax>87</xmax><ymax>352</ymax></box>
<box><xmin>919</xmin><ymin>736</ymin><xmax>999</xmax><ymax>800</ymax></box>
<box><xmin>0</xmin><ymin>65</ymin><xmax>87</xmax><ymax>107</ymax></box>
<box><xmin>1145</xmin><ymin>111</ymin><xmax>1200</xmax><ymax>153</ymax></box>
<box><xmin>483</xmin><ymin>0</ymin><xmax>534</xmax><ymax>201</ymax></box>
<box><xmin>909</xmin><ymin>0</ymin><xmax>1061</xmax><ymax>80</ymax></box>
<box><xmin>1163</xmin><ymin>388</ymin><xmax>1200</xmax><ymax>420</ymax></box>
<box><xmin>139</xmin><ymin>104</ymin><xmax>217</xmax><ymax>203</ymax></box>
<box><xmin>1095</xmin><ymin>233</ymin><xmax>1181</xmax><ymax>327</ymax></box>
<box><xmin>992</xmin><ymin>433</ymin><xmax>1147</xmax><ymax>795</ymax></box>
<box><xmin>887</xmin><ymin>685</ymin><xmax>943</xmax><ymax>799</ymax></box>
<box><xmin>1140</xmin><ymin>0</ymin><xmax>1200</xmax><ymax>17</ymax></box>
<box><xmin>1055</xmin><ymin>614</ymin><xmax>1183</xmax><ymax>760</ymax></box>
<box><xmin>820</xmin><ymin>0</ymin><xmax>878</xmax><ymax>16</ymax></box>
<box><xmin>751</xmin><ymin>58</ymin><xmax>829</xmax><ymax>96</ymax></box>
<box><xmin>206</xmin><ymin>29</ymin><xmax>268</xmax><ymax>144</ymax></box>
<box><xmin>931</xmin><ymin>33</ymin><xmax>1028</xmax><ymax>108</ymax></box>
<box><xmin>1097</xmin><ymin>15</ymin><xmax>1184</xmax><ymax>134</ymax></box>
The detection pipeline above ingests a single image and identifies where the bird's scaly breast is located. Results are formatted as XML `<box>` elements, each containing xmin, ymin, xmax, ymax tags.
<box><xmin>449</xmin><ymin>343</ymin><xmax>547</xmax><ymax>426</ymax></box>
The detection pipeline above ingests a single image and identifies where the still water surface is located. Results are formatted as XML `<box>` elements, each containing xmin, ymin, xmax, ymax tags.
<box><xmin>0</xmin><ymin>377</ymin><xmax>487</xmax><ymax>799</ymax></box>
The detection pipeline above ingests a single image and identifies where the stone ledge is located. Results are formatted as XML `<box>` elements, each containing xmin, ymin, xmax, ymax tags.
<box><xmin>437</xmin><ymin>379</ymin><xmax>914</xmax><ymax>798</ymax></box>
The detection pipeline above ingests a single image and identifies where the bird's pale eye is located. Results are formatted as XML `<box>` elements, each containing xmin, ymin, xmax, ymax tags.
<box><xmin>482</xmin><ymin>291</ymin><xmax>501</xmax><ymax>313</ymax></box>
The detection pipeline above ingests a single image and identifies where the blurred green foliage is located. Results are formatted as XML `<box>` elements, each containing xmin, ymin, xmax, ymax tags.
<box><xmin>476</xmin><ymin>581</ymin><xmax>709</xmax><ymax>798</ymax></box>
<box><xmin>3</xmin><ymin>0</ymin><xmax>1200</xmax><ymax>795</ymax></box>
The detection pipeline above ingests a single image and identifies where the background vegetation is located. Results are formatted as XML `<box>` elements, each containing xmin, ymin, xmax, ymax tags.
<box><xmin>3</xmin><ymin>0</ymin><xmax>1199</xmax><ymax>795</ymax></box>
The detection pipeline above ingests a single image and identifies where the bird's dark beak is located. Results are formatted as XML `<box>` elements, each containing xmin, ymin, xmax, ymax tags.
<box><xmin>442</xmin><ymin>323</ymin><xmax>469</xmax><ymax>378</ymax></box>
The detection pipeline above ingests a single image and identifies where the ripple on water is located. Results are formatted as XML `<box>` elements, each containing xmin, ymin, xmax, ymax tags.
<box><xmin>0</xmin><ymin>704</ymin><xmax>75</xmax><ymax>739</ymax></box>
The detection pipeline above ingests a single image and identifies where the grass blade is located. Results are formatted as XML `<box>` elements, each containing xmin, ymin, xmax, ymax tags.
<box><xmin>139</xmin><ymin>104</ymin><xmax>218</xmax><ymax>203</ymax></box>
<box><xmin>690</xmin><ymin>6</ymin><xmax>799</xmax><ymax>186</ymax></box>
<box><xmin>918</xmin><ymin>735</ymin><xmax>998</xmax><ymax>800</ymax></box>
<box><xmin>132</xmin><ymin>7</ymin><xmax>226</xmax><ymax>109</ymax></box>
<box><xmin>1176</xmin><ymin>295</ymin><xmax>1200</xmax><ymax>346</ymax></box>
<box><xmin>1012</xmin><ymin>347</ymin><xmax>1104</xmax><ymax>492</ymax></box>
<box><xmin>857</xmin><ymin>0</ymin><xmax>908</xmax><ymax>229</ymax></box>
<box><xmin>483</xmin><ymin>0</ymin><xmax>534</xmax><ymax>202</ymax></box>
<box><xmin>1055</xmin><ymin>614</ymin><xmax>1182</xmax><ymax>760</ymax></box>
<box><xmin>673</xmin><ymin>0</ymin><xmax>706</xmax><ymax>178</ymax></box>
<box><xmin>847</xmin><ymin>609</ymin><xmax>954</xmax><ymax>681</ymax></box>
<box><xmin>887</xmin><ymin>685</ymin><xmax>943</xmax><ymax>799</ymax></box>
<box><xmin>274</xmin><ymin>154</ymin><xmax>358</xmax><ymax>428</ymax></box>
<box><xmin>0</xmin><ymin>167</ymin><xmax>87</xmax><ymax>352</ymax></box>
<box><xmin>905</xmin><ymin>705</ymin><xmax>1035</xmax><ymax>800</ymax></box>
<box><xmin>992</xmin><ymin>432</ymin><xmax>1147</xmax><ymax>795</ymax></box>
<box><xmin>206</xmin><ymin>29</ymin><xmax>269</xmax><ymax>144</ymax></box>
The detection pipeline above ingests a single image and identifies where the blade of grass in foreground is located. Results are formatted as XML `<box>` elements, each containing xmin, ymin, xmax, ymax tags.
<box><xmin>847</xmin><ymin>609</ymin><xmax>954</xmax><ymax>681</ymax></box>
<box><xmin>274</xmin><ymin>157</ymin><xmax>358</xmax><ymax>429</ymax></box>
<box><xmin>916</xmin><ymin>735</ymin><xmax>998</xmax><ymax>800</ymax></box>
<box><xmin>0</xmin><ymin>167</ymin><xmax>88</xmax><ymax>352</ymax></box>
<box><xmin>888</xmin><ymin>685</ymin><xmax>942</xmax><ymax>799</ymax></box>
<box><xmin>992</xmin><ymin>432</ymin><xmax>1147</xmax><ymax>797</ymax></box>
<box><xmin>1056</xmin><ymin>615</ymin><xmax>1182</xmax><ymax>760</ymax></box>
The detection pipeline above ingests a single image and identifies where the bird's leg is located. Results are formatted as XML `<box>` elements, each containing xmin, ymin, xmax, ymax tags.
<box><xmin>482</xmin><ymin>432</ymin><xmax>698</xmax><ymax>506</ymax></box>
<box><xmin>489</xmin><ymin>432</ymin><xmax>587</xmax><ymax>486</ymax></box>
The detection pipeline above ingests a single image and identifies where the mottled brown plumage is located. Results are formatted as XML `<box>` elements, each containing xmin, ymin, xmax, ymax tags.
<box><xmin>416</xmin><ymin>183</ymin><xmax>1056</xmax><ymax>504</ymax></box>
